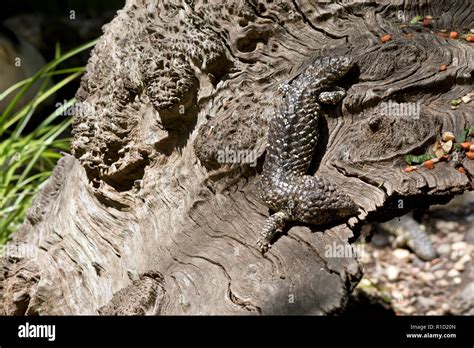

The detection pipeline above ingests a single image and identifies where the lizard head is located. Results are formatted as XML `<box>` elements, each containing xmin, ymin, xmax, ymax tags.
<box><xmin>319</xmin><ymin>55</ymin><xmax>355</xmax><ymax>85</ymax></box>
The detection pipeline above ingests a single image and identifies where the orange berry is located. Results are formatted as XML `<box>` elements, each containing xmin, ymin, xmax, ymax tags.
<box><xmin>460</xmin><ymin>142</ymin><xmax>472</xmax><ymax>150</ymax></box>
<box><xmin>423</xmin><ymin>160</ymin><xmax>435</xmax><ymax>169</ymax></box>
<box><xmin>439</xmin><ymin>64</ymin><xmax>447</xmax><ymax>71</ymax></box>
<box><xmin>466</xmin><ymin>151</ymin><xmax>474</xmax><ymax>160</ymax></box>
<box><xmin>449</xmin><ymin>31</ymin><xmax>458</xmax><ymax>39</ymax></box>
<box><xmin>381</xmin><ymin>34</ymin><xmax>392</xmax><ymax>43</ymax></box>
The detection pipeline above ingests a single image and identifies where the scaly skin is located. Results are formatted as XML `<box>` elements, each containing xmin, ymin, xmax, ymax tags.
<box><xmin>258</xmin><ymin>56</ymin><xmax>359</xmax><ymax>252</ymax></box>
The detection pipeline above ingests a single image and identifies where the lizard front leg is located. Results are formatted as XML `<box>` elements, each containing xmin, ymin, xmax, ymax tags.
<box><xmin>318</xmin><ymin>86</ymin><xmax>346</xmax><ymax>105</ymax></box>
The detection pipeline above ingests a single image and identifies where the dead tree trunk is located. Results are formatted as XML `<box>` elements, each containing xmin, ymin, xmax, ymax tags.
<box><xmin>1</xmin><ymin>0</ymin><xmax>473</xmax><ymax>315</ymax></box>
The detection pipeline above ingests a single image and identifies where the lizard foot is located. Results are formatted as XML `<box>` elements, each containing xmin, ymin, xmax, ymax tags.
<box><xmin>257</xmin><ymin>211</ymin><xmax>288</xmax><ymax>253</ymax></box>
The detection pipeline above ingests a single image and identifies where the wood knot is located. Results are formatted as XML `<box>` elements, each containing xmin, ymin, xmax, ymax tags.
<box><xmin>368</xmin><ymin>115</ymin><xmax>383</xmax><ymax>132</ymax></box>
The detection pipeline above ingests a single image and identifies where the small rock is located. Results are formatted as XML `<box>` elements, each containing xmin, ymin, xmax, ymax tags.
<box><xmin>436</xmin><ymin>244</ymin><xmax>451</xmax><ymax>255</ymax></box>
<box><xmin>450</xmin><ymin>252</ymin><xmax>462</xmax><ymax>261</ymax></box>
<box><xmin>419</xmin><ymin>272</ymin><xmax>435</xmax><ymax>282</ymax></box>
<box><xmin>454</xmin><ymin>255</ymin><xmax>470</xmax><ymax>271</ymax></box>
<box><xmin>360</xmin><ymin>251</ymin><xmax>372</xmax><ymax>264</ymax></box>
<box><xmin>441</xmin><ymin>303</ymin><xmax>450</xmax><ymax>314</ymax></box>
<box><xmin>453</xmin><ymin>277</ymin><xmax>462</xmax><ymax>285</ymax></box>
<box><xmin>461</xmin><ymin>253</ymin><xmax>471</xmax><ymax>263</ymax></box>
<box><xmin>392</xmin><ymin>290</ymin><xmax>404</xmax><ymax>302</ymax></box>
<box><xmin>442</xmin><ymin>140</ymin><xmax>453</xmax><ymax>153</ymax></box>
<box><xmin>386</xmin><ymin>265</ymin><xmax>400</xmax><ymax>280</ymax></box>
<box><xmin>437</xmin><ymin>222</ymin><xmax>459</xmax><ymax>233</ymax></box>
<box><xmin>359</xmin><ymin>278</ymin><xmax>372</xmax><ymax>287</ymax></box>
<box><xmin>448</xmin><ymin>232</ymin><xmax>465</xmax><ymax>242</ymax></box>
<box><xmin>437</xmin><ymin>279</ymin><xmax>449</xmax><ymax>287</ymax></box>
<box><xmin>452</xmin><ymin>241</ymin><xmax>467</xmax><ymax>251</ymax></box>
<box><xmin>417</xmin><ymin>296</ymin><xmax>436</xmax><ymax>308</ymax></box>
<box><xmin>426</xmin><ymin>310</ymin><xmax>440</xmax><ymax>315</ymax></box>
<box><xmin>368</xmin><ymin>277</ymin><xmax>379</xmax><ymax>285</ymax></box>
<box><xmin>442</xmin><ymin>131</ymin><xmax>455</xmax><ymax>142</ymax></box>
<box><xmin>404</xmin><ymin>306</ymin><xmax>415</xmax><ymax>314</ymax></box>
<box><xmin>461</xmin><ymin>95</ymin><xmax>472</xmax><ymax>104</ymax></box>
<box><xmin>430</xmin><ymin>261</ymin><xmax>444</xmax><ymax>272</ymax></box>
<box><xmin>447</xmin><ymin>269</ymin><xmax>460</xmax><ymax>278</ymax></box>
<box><xmin>393</xmin><ymin>248</ymin><xmax>411</xmax><ymax>260</ymax></box>
<box><xmin>444</xmin><ymin>262</ymin><xmax>454</xmax><ymax>270</ymax></box>
<box><xmin>434</xmin><ymin>270</ymin><xmax>446</xmax><ymax>279</ymax></box>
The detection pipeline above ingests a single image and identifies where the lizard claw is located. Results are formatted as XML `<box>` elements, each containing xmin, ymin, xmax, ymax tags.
<box><xmin>256</xmin><ymin>238</ymin><xmax>270</xmax><ymax>254</ymax></box>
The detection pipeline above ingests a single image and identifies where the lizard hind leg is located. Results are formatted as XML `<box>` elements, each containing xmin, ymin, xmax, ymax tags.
<box><xmin>257</xmin><ymin>211</ymin><xmax>289</xmax><ymax>253</ymax></box>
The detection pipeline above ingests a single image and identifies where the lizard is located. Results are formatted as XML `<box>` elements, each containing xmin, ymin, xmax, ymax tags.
<box><xmin>375</xmin><ymin>213</ymin><xmax>437</xmax><ymax>261</ymax></box>
<box><xmin>257</xmin><ymin>55</ymin><xmax>360</xmax><ymax>252</ymax></box>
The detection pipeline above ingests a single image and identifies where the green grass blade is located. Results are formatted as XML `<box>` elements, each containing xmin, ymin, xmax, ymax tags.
<box><xmin>5</xmin><ymin>71</ymin><xmax>83</xmax><ymax>133</ymax></box>
<box><xmin>0</xmin><ymin>38</ymin><xmax>97</xmax><ymax>130</ymax></box>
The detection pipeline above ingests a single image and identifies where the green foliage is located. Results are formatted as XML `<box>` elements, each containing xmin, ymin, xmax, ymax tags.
<box><xmin>410</xmin><ymin>15</ymin><xmax>423</xmax><ymax>24</ymax></box>
<box><xmin>404</xmin><ymin>154</ymin><xmax>436</xmax><ymax>165</ymax></box>
<box><xmin>450</xmin><ymin>99</ymin><xmax>462</xmax><ymax>107</ymax></box>
<box><xmin>0</xmin><ymin>39</ymin><xmax>97</xmax><ymax>244</ymax></box>
<box><xmin>456</xmin><ymin>129</ymin><xmax>469</xmax><ymax>143</ymax></box>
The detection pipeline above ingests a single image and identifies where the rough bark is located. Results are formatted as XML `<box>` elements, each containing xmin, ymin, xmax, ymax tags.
<box><xmin>1</xmin><ymin>0</ymin><xmax>473</xmax><ymax>315</ymax></box>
